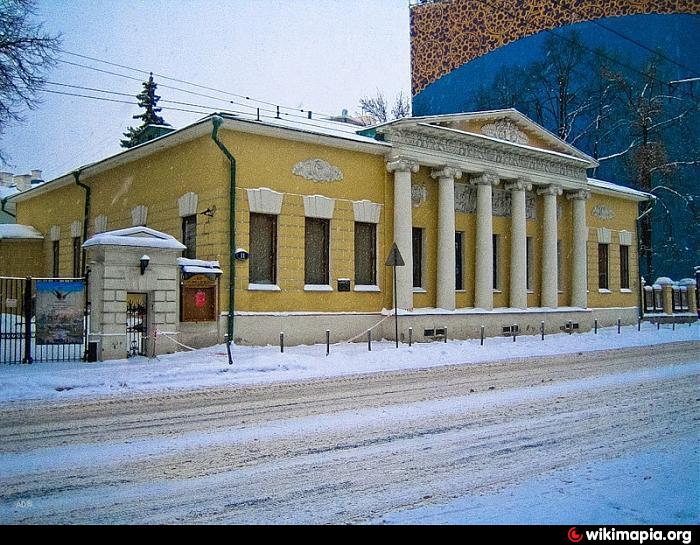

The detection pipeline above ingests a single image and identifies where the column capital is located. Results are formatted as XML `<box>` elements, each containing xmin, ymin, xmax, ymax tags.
<box><xmin>566</xmin><ymin>189</ymin><xmax>591</xmax><ymax>201</ymax></box>
<box><xmin>430</xmin><ymin>166</ymin><xmax>463</xmax><ymax>180</ymax></box>
<box><xmin>536</xmin><ymin>184</ymin><xmax>563</xmax><ymax>197</ymax></box>
<box><xmin>386</xmin><ymin>157</ymin><xmax>419</xmax><ymax>173</ymax></box>
<box><xmin>504</xmin><ymin>178</ymin><xmax>533</xmax><ymax>192</ymax></box>
<box><xmin>470</xmin><ymin>171</ymin><xmax>500</xmax><ymax>186</ymax></box>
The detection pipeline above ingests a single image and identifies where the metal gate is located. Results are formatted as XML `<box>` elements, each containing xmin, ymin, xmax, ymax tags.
<box><xmin>0</xmin><ymin>277</ymin><xmax>87</xmax><ymax>364</ymax></box>
<box><xmin>126</xmin><ymin>292</ymin><xmax>148</xmax><ymax>357</ymax></box>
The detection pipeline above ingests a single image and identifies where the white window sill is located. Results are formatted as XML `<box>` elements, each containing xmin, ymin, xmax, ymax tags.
<box><xmin>456</xmin><ymin>289</ymin><xmax>466</xmax><ymax>293</ymax></box>
<box><xmin>493</xmin><ymin>289</ymin><xmax>502</xmax><ymax>294</ymax></box>
<box><xmin>598</xmin><ymin>289</ymin><xmax>612</xmax><ymax>294</ymax></box>
<box><xmin>527</xmin><ymin>289</ymin><xmax>534</xmax><ymax>294</ymax></box>
<box><xmin>247</xmin><ymin>283</ymin><xmax>281</xmax><ymax>291</ymax></box>
<box><xmin>304</xmin><ymin>284</ymin><xmax>333</xmax><ymax>292</ymax></box>
<box><xmin>620</xmin><ymin>288</ymin><xmax>632</xmax><ymax>293</ymax></box>
<box><xmin>413</xmin><ymin>287</ymin><xmax>427</xmax><ymax>293</ymax></box>
<box><xmin>354</xmin><ymin>285</ymin><xmax>380</xmax><ymax>292</ymax></box>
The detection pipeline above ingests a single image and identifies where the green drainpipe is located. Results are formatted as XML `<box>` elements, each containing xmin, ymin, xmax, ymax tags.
<box><xmin>73</xmin><ymin>169</ymin><xmax>91</xmax><ymax>361</ymax></box>
<box><xmin>1</xmin><ymin>196</ymin><xmax>17</xmax><ymax>219</ymax></box>
<box><xmin>73</xmin><ymin>170</ymin><xmax>90</xmax><ymax>275</ymax></box>
<box><xmin>211</xmin><ymin>115</ymin><xmax>236</xmax><ymax>365</ymax></box>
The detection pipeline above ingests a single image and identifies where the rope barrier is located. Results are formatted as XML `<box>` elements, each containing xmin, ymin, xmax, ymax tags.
<box><xmin>331</xmin><ymin>313</ymin><xmax>392</xmax><ymax>346</ymax></box>
<box><xmin>154</xmin><ymin>329</ymin><xmax>198</xmax><ymax>351</ymax></box>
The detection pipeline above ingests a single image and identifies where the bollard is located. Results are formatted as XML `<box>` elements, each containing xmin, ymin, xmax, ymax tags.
<box><xmin>567</xmin><ymin>320</ymin><xmax>572</xmax><ymax>335</ymax></box>
<box><xmin>541</xmin><ymin>320</ymin><xmax>545</xmax><ymax>341</ymax></box>
<box><xmin>367</xmin><ymin>329</ymin><xmax>372</xmax><ymax>351</ymax></box>
<box><xmin>326</xmin><ymin>329</ymin><xmax>330</xmax><ymax>356</ymax></box>
<box><xmin>638</xmin><ymin>317</ymin><xmax>641</xmax><ymax>332</ymax></box>
<box><xmin>617</xmin><ymin>318</ymin><xmax>621</xmax><ymax>334</ymax></box>
<box><xmin>480</xmin><ymin>325</ymin><xmax>484</xmax><ymax>346</ymax></box>
<box><xmin>672</xmin><ymin>321</ymin><xmax>675</xmax><ymax>331</ymax></box>
<box><xmin>444</xmin><ymin>326</ymin><xmax>448</xmax><ymax>343</ymax></box>
<box><xmin>657</xmin><ymin>321</ymin><xmax>660</xmax><ymax>330</ymax></box>
<box><xmin>594</xmin><ymin>319</ymin><xmax>598</xmax><ymax>334</ymax></box>
<box><xmin>512</xmin><ymin>324</ymin><xmax>517</xmax><ymax>342</ymax></box>
<box><xmin>280</xmin><ymin>332</ymin><xmax>284</xmax><ymax>353</ymax></box>
<box><xmin>408</xmin><ymin>327</ymin><xmax>413</xmax><ymax>347</ymax></box>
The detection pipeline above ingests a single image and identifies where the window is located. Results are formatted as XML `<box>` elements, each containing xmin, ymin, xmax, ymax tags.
<box><xmin>620</xmin><ymin>245</ymin><xmax>630</xmax><ymax>290</ymax></box>
<box><xmin>250</xmin><ymin>213</ymin><xmax>277</xmax><ymax>285</ymax></box>
<box><xmin>72</xmin><ymin>237</ymin><xmax>81</xmax><ymax>277</ymax></box>
<box><xmin>526</xmin><ymin>236</ymin><xmax>533</xmax><ymax>291</ymax></box>
<box><xmin>455</xmin><ymin>231</ymin><xmax>464</xmax><ymax>290</ymax></box>
<box><xmin>598</xmin><ymin>243</ymin><xmax>609</xmax><ymax>290</ymax></box>
<box><xmin>557</xmin><ymin>240</ymin><xmax>562</xmax><ymax>291</ymax></box>
<box><xmin>492</xmin><ymin>234</ymin><xmax>500</xmax><ymax>290</ymax></box>
<box><xmin>354</xmin><ymin>222</ymin><xmax>376</xmax><ymax>286</ymax></box>
<box><xmin>412</xmin><ymin>227</ymin><xmax>423</xmax><ymax>288</ymax></box>
<box><xmin>305</xmin><ymin>217</ymin><xmax>330</xmax><ymax>285</ymax></box>
<box><xmin>182</xmin><ymin>215</ymin><xmax>197</xmax><ymax>259</ymax></box>
<box><xmin>52</xmin><ymin>240</ymin><xmax>60</xmax><ymax>277</ymax></box>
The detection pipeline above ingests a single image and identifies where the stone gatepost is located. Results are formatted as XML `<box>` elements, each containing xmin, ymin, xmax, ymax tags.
<box><xmin>83</xmin><ymin>227</ymin><xmax>185</xmax><ymax>361</ymax></box>
<box><xmin>655</xmin><ymin>277</ymin><xmax>674</xmax><ymax>315</ymax></box>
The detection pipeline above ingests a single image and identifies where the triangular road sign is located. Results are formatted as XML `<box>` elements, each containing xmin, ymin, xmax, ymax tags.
<box><xmin>385</xmin><ymin>243</ymin><xmax>405</xmax><ymax>267</ymax></box>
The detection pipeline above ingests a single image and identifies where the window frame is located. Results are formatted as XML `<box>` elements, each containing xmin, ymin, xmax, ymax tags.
<box><xmin>304</xmin><ymin>217</ymin><xmax>330</xmax><ymax>286</ymax></box>
<box><xmin>492</xmin><ymin>233</ymin><xmax>500</xmax><ymax>291</ymax></box>
<box><xmin>598</xmin><ymin>243</ymin><xmax>609</xmax><ymax>290</ymax></box>
<box><xmin>52</xmin><ymin>240</ymin><xmax>60</xmax><ymax>277</ymax></box>
<box><xmin>620</xmin><ymin>244</ymin><xmax>630</xmax><ymax>290</ymax></box>
<box><xmin>354</xmin><ymin>221</ymin><xmax>377</xmax><ymax>287</ymax></box>
<box><xmin>181</xmin><ymin>214</ymin><xmax>197</xmax><ymax>260</ymax></box>
<box><xmin>455</xmin><ymin>231</ymin><xmax>464</xmax><ymax>291</ymax></box>
<box><xmin>249</xmin><ymin>212</ymin><xmax>278</xmax><ymax>286</ymax></box>
<box><xmin>412</xmin><ymin>227</ymin><xmax>423</xmax><ymax>289</ymax></box>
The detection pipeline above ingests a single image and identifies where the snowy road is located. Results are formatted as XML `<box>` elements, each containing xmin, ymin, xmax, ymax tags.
<box><xmin>1</xmin><ymin>341</ymin><xmax>698</xmax><ymax>524</ymax></box>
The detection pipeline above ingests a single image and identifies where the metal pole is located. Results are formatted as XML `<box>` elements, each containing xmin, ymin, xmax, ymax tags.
<box><xmin>408</xmin><ymin>326</ymin><xmax>412</xmax><ymax>347</ymax></box>
<box><xmin>512</xmin><ymin>324</ymin><xmax>517</xmax><ymax>342</ymax></box>
<box><xmin>541</xmin><ymin>320</ymin><xmax>545</xmax><ymax>341</ymax></box>
<box><xmin>672</xmin><ymin>321</ymin><xmax>675</xmax><ymax>331</ymax></box>
<box><xmin>393</xmin><ymin>264</ymin><xmax>398</xmax><ymax>348</ymax></box>
<box><xmin>480</xmin><ymin>325</ymin><xmax>484</xmax><ymax>346</ymax></box>
<box><xmin>444</xmin><ymin>326</ymin><xmax>447</xmax><ymax>343</ymax></box>
<box><xmin>326</xmin><ymin>329</ymin><xmax>330</xmax><ymax>356</ymax></box>
<box><xmin>594</xmin><ymin>319</ymin><xmax>598</xmax><ymax>334</ymax></box>
<box><xmin>657</xmin><ymin>321</ymin><xmax>660</xmax><ymax>330</ymax></box>
<box><xmin>280</xmin><ymin>332</ymin><xmax>284</xmax><ymax>353</ymax></box>
<box><xmin>367</xmin><ymin>329</ymin><xmax>371</xmax><ymax>351</ymax></box>
<box><xmin>638</xmin><ymin>317</ymin><xmax>641</xmax><ymax>331</ymax></box>
<box><xmin>617</xmin><ymin>318</ymin><xmax>621</xmax><ymax>334</ymax></box>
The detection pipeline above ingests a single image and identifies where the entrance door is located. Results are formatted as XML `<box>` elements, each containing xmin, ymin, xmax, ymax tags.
<box><xmin>126</xmin><ymin>292</ymin><xmax>148</xmax><ymax>357</ymax></box>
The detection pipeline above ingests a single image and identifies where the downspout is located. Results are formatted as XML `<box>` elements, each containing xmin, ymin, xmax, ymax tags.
<box><xmin>73</xmin><ymin>169</ymin><xmax>90</xmax><ymax>275</ymax></box>
<box><xmin>210</xmin><ymin>115</ymin><xmax>236</xmax><ymax>366</ymax></box>
<box><xmin>636</xmin><ymin>195</ymin><xmax>657</xmax><ymax>320</ymax></box>
<box><xmin>1</xmin><ymin>197</ymin><xmax>17</xmax><ymax>219</ymax></box>
<box><xmin>74</xmin><ymin>169</ymin><xmax>91</xmax><ymax>361</ymax></box>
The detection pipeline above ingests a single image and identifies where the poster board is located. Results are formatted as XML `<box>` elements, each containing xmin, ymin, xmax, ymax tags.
<box><xmin>36</xmin><ymin>280</ymin><xmax>85</xmax><ymax>345</ymax></box>
<box><xmin>181</xmin><ymin>274</ymin><xmax>217</xmax><ymax>322</ymax></box>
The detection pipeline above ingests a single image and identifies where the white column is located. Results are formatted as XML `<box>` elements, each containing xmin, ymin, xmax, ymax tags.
<box><xmin>473</xmin><ymin>172</ymin><xmax>499</xmax><ymax>310</ymax></box>
<box><xmin>567</xmin><ymin>189</ymin><xmax>590</xmax><ymax>308</ymax></box>
<box><xmin>387</xmin><ymin>158</ymin><xmax>419</xmax><ymax>311</ymax></box>
<box><xmin>432</xmin><ymin>166</ymin><xmax>462</xmax><ymax>310</ymax></box>
<box><xmin>537</xmin><ymin>184</ymin><xmax>563</xmax><ymax>308</ymax></box>
<box><xmin>505</xmin><ymin>179</ymin><xmax>532</xmax><ymax>309</ymax></box>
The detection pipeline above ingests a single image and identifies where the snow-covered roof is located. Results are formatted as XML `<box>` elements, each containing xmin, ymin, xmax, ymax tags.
<box><xmin>0</xmin><ymin>224</ymin><xmax>43</xmax><ymax>240</ymax></box>
<box><xmin>587</xmin><ymin>178</ymin><xmax>651</xmax><ymax>201</ymax></box>
<box><xmin>83</xmin><ymin>226</ymin><xmax>186</xmax><ymax>250</ymax></box>
<box><xmin>177</xmin><ymin>257</ymin><xmax>223</xmax><ymax>275</ymax></box>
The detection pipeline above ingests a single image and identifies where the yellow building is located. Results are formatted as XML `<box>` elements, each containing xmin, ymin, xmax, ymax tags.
<box><xmin>2</xmin><ymin>109</ymin><xmax>652</xmax><ymax>359</ymax></box>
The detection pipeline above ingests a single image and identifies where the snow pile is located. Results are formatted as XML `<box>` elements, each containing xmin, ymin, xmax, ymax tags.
<box><xmin>83</xmin><ymin>226</ymin><xmax>186</xmax><ymax>249</ymax></box>
<box><xmin>0</xmin><ymin>224</ymin><xmax>43</xmax><ymax>240</ymax></box>
<box><xmin>0</xmin><ymin>322</ymin><xmax>697</xmax><ymax>404</ymax></box>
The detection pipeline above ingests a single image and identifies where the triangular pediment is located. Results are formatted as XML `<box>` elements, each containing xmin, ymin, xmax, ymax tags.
<box><xmin>83</xmin><ymin>226</ymin><xmax>186</xmax><ymax>250</ymax></box>
<box><xmin>373</xmin><ymin>109</ymin><xmax>596</xmax><ymax>166</ymax></box>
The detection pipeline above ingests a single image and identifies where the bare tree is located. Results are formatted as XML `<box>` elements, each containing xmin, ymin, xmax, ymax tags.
<box><xmin>358</xmin><ymin>89</ymin><xmax>411</xmax><ymax>125</ymax></box>
<box><xmin>0</xmin><ymin>0</ymin><xmax>60</xmax><ymax>164</ymax></box>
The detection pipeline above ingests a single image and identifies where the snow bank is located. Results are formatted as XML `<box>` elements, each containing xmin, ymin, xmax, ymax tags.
<box><xmin>0</xmin><ymin>322</ymin><xmax>697</xmax><ymax>404</ymax></box>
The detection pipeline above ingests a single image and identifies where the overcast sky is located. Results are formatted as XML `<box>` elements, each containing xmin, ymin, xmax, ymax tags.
<box><xmin>3</xmin><ymin>0</ymin><xmax>411</xmax><ymax>181</ymax></box>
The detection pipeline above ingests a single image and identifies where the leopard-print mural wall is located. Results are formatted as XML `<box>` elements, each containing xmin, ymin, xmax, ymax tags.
<box><xmin>410</xmin><ymin>0</ymin><xmax>700</xmax><ymax>95</ymax></box>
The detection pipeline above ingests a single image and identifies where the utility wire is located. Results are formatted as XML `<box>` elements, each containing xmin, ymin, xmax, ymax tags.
<box><xmin>59</xmin><ymin>49</ymin><xmax>345</xmax><ymax>122</ymax></box>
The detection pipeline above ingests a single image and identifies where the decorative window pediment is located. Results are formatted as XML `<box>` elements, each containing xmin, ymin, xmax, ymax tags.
<box><xmin>94</xmin><ymin>215</ymin><xmax>108</xmax><ymax>234</ymax></box>
<box><xmin>70</xmin><ymin>220</ymin><xmax>82</xmax><ymax>238</ymax></box>
<box><xmin>303</xmin><ymin>195</ymin><xmax>335</xmax><ymax>219</ymax></box>
<box><xmin>131</xmin><ymin>205</ymin><xmax>148</xmax><ymax>226</ymax></box>
<box><xmin>49</xmin><ymin>225</ymin><xmax>60</xmax><ymax>242</ymax></box>
<box><xmin>247</xmin><ymin>187</ymin><xmax>283</xmax><ymax>215</ymax></box>
<box><xmin>597</xmin><ymin>227</ymin><xmax>612</xmax><ymax>244</ymax></box>
<box><xmin>352</xmin><ymin>200</ymin><xmax>381</xmax><ymax>224</ymax></box>
<box><xmin>178</xmin><ymin>192</ymin><xmax>198</xmax><ymax>217</ymax></box>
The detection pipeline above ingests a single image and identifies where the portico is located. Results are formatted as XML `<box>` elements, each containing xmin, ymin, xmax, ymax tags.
<box><xmin>379</xmin><ymin>110</ymin><xmax>599</xmax><ymax>315</ymax></box>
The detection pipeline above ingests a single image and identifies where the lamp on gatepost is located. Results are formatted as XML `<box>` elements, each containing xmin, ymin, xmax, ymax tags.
<box><xmin>140</xmin><ymin>255</ymin><xmax>150</xmax><ymax>275</ymax></box>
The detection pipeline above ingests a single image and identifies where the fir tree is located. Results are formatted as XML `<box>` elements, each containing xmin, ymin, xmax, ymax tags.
<box><xmin>120</xmin><ymin>73</ymin><xmax>169</xmax><ymax>148</ymax></box>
